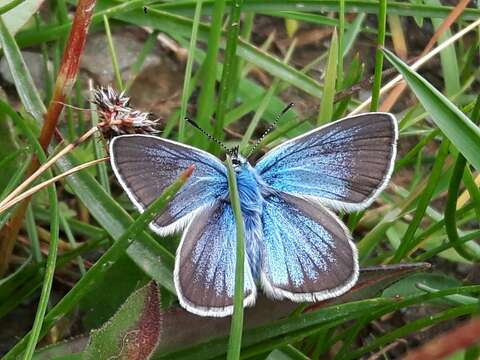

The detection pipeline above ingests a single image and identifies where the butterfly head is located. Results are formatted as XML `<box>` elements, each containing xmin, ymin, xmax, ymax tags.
<box><xmin>229</xmin><ymin>146</ymin><xmax>248</xmax><ymax>170</ymax></box>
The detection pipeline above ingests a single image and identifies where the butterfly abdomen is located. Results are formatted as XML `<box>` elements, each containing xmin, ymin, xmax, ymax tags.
<box><xmin>236</xmin><ymin>164</ymin><xmax>264</xmax><ymax>281</ymax></box>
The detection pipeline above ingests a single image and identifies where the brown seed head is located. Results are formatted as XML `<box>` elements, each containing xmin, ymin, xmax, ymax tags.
<box><xmin>92</xmin><ymin>86</ymin><xmax>161</xmax><ymax>138</ymax></box>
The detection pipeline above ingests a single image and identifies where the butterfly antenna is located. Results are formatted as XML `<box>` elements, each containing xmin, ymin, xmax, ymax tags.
<box><xmin>246</xmin><ymin>102</ymin><xmax>294</xmax><ymax>158</ymax></box>
<box><xmin>185</xmin><ymin>117</ymin><xmax>231</xmax><ymax>154</ymax></box>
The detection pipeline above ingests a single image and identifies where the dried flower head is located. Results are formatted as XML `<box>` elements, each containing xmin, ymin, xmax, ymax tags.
<box><xmin>92</xmin><ymin>86</ymin><xmax>160</xmax><ymax>138</ymax></box>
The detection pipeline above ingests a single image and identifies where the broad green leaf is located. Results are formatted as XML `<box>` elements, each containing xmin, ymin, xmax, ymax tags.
<box><xmin>84</xmin><ymin>282</ymin><xmax>162</xmax><ymax>360</ymax></box>
<box><xmin>79</xmin><ymin>253</ymin><xmax>149</xmax><ymax>329</ymax></box>
<box><xmin>383</xmin><ymin>48</ymin><xmax>480</xmax><ymax>170</ymax></box>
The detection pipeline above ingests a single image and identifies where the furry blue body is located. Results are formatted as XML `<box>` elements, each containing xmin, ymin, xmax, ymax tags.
<box><xmin>232</xmin><ymin>159</ymin><xmax>265</xmax><ymax>281</ymax></box>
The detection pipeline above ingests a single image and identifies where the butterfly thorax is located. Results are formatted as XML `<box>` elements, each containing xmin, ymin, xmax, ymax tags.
<box><xmin>234</xmin><ymin>158</ymin><xmax>264</xmax><ymax>280</ymax></box>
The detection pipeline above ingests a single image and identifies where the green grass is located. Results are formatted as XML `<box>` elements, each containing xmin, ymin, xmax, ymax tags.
<box><xmin>0</xmin><ymin>1</ymin><xmax>480</xmax><ymax>359</ymax></box>
<box><xmin>226</xmin><ymin>155</ymin><xmax>246</xmax><ymax>360</ymax></box>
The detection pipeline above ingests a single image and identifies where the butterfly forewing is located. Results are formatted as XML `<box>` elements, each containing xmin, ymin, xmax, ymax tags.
<box><xmin>260</xmin><ymin>192</ymin><xmax>358</xmax><ymax>301</ymax></box>
<box><xmin>110</xmin><ymin>134</ymin><xmax>228</xmax><ymax>236</ymax></box>
<box><xmin>256</xmin><ymin>113</ymin><xmax>397</xmax><ymax>212</ymax></box>
<box><xmin>175</xmin><ymin>200</ymin><xmax>257</xmax><ymax>317</ymax></box>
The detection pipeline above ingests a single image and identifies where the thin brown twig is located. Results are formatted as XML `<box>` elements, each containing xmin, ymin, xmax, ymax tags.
<box><xmin>0</xmin><ymin>158</ymin><xmax>108</xmax><ymax>215</ymax></box>
<box><xmin>367</xmin><ymin>338</ymin><xmax>408</xmax><ymax>360</ymax></box>
<box><xmin>0</xmin><ymin>127</ymin><xmax>98</xmax><ymax>209</ymax></box>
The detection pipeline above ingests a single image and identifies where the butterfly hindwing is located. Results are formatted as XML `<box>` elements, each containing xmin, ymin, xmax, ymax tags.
<box><xmin>110</xmin><ymin>134</ymin><xmax>228</xmax><ymax>236</ymax></box>
<box><xmin>256</xmin><ymin>113</ymin><xmax>397</xmax><ymax>211</ymax></box>
<box><xmin>175</xmin><ymin>200</ymin><xmax>257</xmax><ymax>317</ymax></box>
<box><xmin>260</xmin><ymin>191</ymin><xmax>358</xmax><ymax>301</ymax></box>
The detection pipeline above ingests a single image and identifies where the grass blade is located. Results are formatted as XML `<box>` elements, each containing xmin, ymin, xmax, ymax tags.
<box><xmin>211</xmin><ymin>0</ymin><xmax>244</xmax><ymax>153</ymax></box>
<box><xmin>0</xmin><ymin>15</ymin><xmax>45</xmax><ymax>120</ymax></box>
<box><xmin>391</xmin><ymin>139</ymin><xmax>450</xmax><ymax>262</ymax></box>
<box><xmin>103</xmin><ymin>14</ymin><xmax>124</xmax><ymax>90</ymax></box>
<box><xmin>24</xmin><ymin>165</ymin><xmax>59</xmax><ymax>360</ymax></box>
<box><xmin>178</xmin><ymin>0</ymin><xmax>203</xmax><ymax>142</ymax></box>
<box><xmin>194</xmin><ymin>0</ymin><xmax>225</xmax><ymax>148</ymax></box>
<box><xmin>240</xmin><ymin>39</ymin><xmax>296</xmax><ymax>151</ymax></box>
<box><xmin>89</xmin><ymin>82</ymin><xmax>111</xmax><ymax>194</ymax></box>
<box><xmin>443</xmin><ymin>100</ymin><xmax>480</xmax><ymax>261</ymax></box>
<box><xmin>425</xmin><ymin>0</ymin><xmax>460</xmax><ymax>96</ymax></box>
<box><xmin>342</xmin><ymin>13</ymin><xmax>365</xmax><ymax>56</ymax></box>
<box><xmin>226</xmin><ymin>156</ymin><xmax>246</xmax><ymax>360</ymax></box>
<box><xmin>370</xmin><ymin>0</ymin><xmax>387</xmax><ymax>111</ymax></box>
<box><xmin>383</xmin><ymin>48</ymin><xmax>480</xmax><ymax>170</ymax></box>
<box><xmin>155</xmin><ymin>1</ymin><xmax>480</xmax><ymax>21</ymax></box>
<box><xmin>25</xmin><ymin>205</ymin><xmax>41</xmax><ymax>263</ymax></box>
<box><xmin>317</xmin><ymin>29</ymin><xmax>337</xmax><ymax>125</ymax></box>
<box><xmin>347</xmin><ymin>304</ymin><xmax>478</xmax><ymax>359</ymax></box>
<box><xmin>337</xmin><ymin>0</ymin><xmax>344</xmax><ymax>86</ymax></box>
<box><xmin>1</xmin><ymin>101</ymin><xmax>60</xmax><ymax>360</ymax></box>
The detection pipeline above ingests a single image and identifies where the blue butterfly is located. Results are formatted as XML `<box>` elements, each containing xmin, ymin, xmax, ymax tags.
<box><xmin>110</xmin><ymin>112</ymin><xmax>398</xmax><ymax>317</ymax></box>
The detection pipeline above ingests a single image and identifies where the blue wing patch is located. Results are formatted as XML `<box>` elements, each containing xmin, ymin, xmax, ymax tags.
<box><xmin>256</xmin><ymin>113</ymin><xmax>397</xmax><ymax>211</ymax></box>
<box><xmin>110</xmin><ymin>135</ymin><xmax>228</xmax><ymax>236</ymax></box>
<box><xmin>260</xmin><ymin>191</ymin><xmax>358</xmax><ymax>302</ymax></box>
<box><xmin>175</xmin><ymin>200</ymin><xmax>257</xmax><ymax>317</ymax></box>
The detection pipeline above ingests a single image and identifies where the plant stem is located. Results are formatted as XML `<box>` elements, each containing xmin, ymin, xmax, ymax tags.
<box><xmin>370</xmin><ymin>0</ymin><xmax>387</xmax><ymax>111</ymax></box>
<box><xmin>103</xmin><ymin>14</ymin><xmax>124</xmax><ymax>90</ymax></box>
<box><xmin>23</xmin><ymin>167</ymin><xmax>59</xmax><ymax>360</ymax></box>
<box><xmin>337</xmin><ymin>0</ymin><xmax>345</xmax><ymax>88</ymax></box>
<box><xmin>179</xmin><ymin>0</ymin><xmax>203</xmax><ymax>142</ymax></box>
<box><xmin>226</xmin><ymin>156</ymin><xmax>246</xmax><ymax>360</ymax></box>
<box><xmin>194</xmin><ymin>0</ymin><xmax>225</xmax><ymax>148</ymax></box>
<box><xmin>211</xmin><ymin>0</ymin><xmax>244</xmax><ymax>154</ymax></box>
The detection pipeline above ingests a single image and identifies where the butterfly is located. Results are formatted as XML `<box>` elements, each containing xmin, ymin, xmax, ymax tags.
<box><xmin>109</xmin><ymin>112</ymin><xmax>398</xmax><ymax>317</ymax></box>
